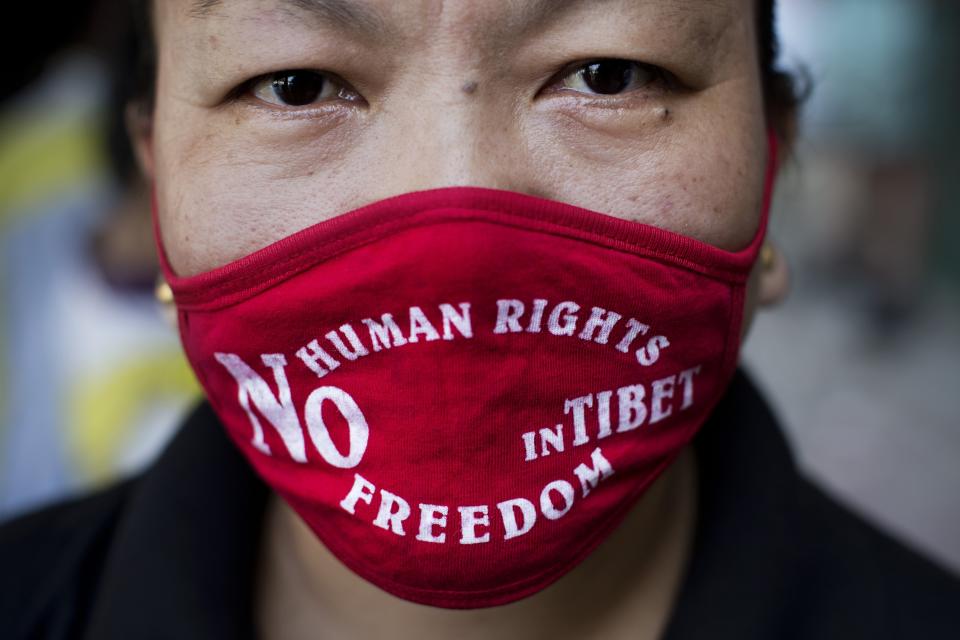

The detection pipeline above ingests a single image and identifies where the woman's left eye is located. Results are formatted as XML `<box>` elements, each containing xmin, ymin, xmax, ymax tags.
<box><xmin>249</xmin><ymin>70</ymin><xmax>360</xmax><ymax>107</ymax></box>
<box><xmin>558</xmin><ymin>59</ymin><xmax>663</xmax><ymax>96</ymax></box>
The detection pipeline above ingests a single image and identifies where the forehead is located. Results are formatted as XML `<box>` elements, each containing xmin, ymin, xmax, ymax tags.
<box><xmin>161</xmin><ymin>0</ymin><xmax>751</xmax><ymax>43</ymax></box>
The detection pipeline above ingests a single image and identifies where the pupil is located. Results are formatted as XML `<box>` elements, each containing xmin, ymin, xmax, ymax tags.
<box><xmin>273</xmin><ymin>72</ymin><xmax>325</xmax><ymax>106</ymax></box>
<box><xmin>583</xmin><ymin>60</ymin><xmax>633</xmax><ymax>95</ymax></box>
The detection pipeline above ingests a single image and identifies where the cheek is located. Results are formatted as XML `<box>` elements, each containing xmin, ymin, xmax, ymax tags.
<box><xmin>153</xmin><ymin>100</ymin><xmax>369</xmax><ymax>276</ymax></box>
<box><xmin>523</xmin><ymin>99</ymin><xmax>768</xmax><ymax>252</ymax></box>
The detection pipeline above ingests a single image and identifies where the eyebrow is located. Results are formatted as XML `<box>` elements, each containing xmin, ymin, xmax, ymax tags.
<box><xmin>190</xmin><ymin>0</ymin><xmax>623</xmax><ymax>42</ymax></box>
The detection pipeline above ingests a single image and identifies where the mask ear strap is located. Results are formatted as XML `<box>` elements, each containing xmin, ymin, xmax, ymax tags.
<box><xmin>741</xmin><ymin>128</ymin><xmax>781</xmax><ymax>261</ymax></box>
<box><xmin>150</xmin><ymin>180</ymin><xmax>181</xmax><ymax>288</ymax></box>
<box><xmin>766</xmin><ymin>127</ymin><xmax>781</xmax><ymax>198</ymax></box>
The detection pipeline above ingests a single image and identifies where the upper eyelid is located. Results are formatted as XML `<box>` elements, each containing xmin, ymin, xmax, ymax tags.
<box><xmin>545</xmin><ymin>59</ymin><xmax>675</xmax><ymax>95</ymax></box>
<box><xmin>549</xmin><ymin>59</ymin><xmax>669</xmax><ymax>85</ymax></box>
<box><xmin>257</xmin><ymin>70</ymin><xmax>324</xmax><ymax>93</ymax></box>
<box><xmin>238</xmin><ymin>58</ymin><xmax>661</xmax><ymax>87</ymax></box>
<box><xmin>229</xmin><ymin>58</ymin><xmax>672</xmax><ymax>106</ymax></box>
<box><xmin>236</xmin><ymin>70</ymin><xmax>353</xmax><ymax>98</ymax></box>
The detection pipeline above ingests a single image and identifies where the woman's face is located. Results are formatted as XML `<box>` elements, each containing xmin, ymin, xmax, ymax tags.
<box><xmin>146</xmin><ymin>0</ymin><xmax>772</xmax><ymax>312</ymax></box>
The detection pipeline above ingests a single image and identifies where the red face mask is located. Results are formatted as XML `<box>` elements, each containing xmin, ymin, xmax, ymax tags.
<box><xmin>154</xmin><ymin>133</ymin><xmax>778</xmax><ymax>609</ymax></box>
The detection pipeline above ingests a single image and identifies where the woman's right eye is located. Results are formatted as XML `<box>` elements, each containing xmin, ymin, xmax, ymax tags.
<box><xmin>249</xmin><ymin>70</ymin><xmax>361</xmax><ymax>108</ymax></box>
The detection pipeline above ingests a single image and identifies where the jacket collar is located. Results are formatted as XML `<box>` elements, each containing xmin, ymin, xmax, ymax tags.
<box><xmin>85</xmin><ymin>401</ymin><xmax>267</xmax><ymax>640</ymax></box>
<box><xmin>662</xmin><ymin>369</ymin><xmax>804</xmax><ymax>639</ymax></box>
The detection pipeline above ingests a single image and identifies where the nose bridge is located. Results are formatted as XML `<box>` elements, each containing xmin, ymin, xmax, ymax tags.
<box><xmin>377</xmin><ymin>88</ymin><xmax>535</xmax><ymax>194</ymax></box>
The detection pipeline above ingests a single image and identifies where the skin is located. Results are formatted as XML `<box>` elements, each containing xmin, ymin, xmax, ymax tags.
<box><xmin>132</xmin><ymin>0</ymin><xmax>793</xmax><ymax>637</ymax></box>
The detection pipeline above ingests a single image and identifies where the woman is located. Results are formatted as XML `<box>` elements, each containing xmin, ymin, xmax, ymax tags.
<box><xmin>2</xmin><ymin>0</ymin><xmax>957</xmax><ymax>638</ymax></box>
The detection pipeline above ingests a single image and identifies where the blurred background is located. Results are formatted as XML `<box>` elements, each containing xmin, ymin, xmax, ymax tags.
<box><xmin>0</xmin><ymin>0</ymin><xmax>958</xmax><ymax>573</ymax></box>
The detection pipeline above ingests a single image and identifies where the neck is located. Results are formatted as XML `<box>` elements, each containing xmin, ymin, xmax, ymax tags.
<box><xmin>256</xmin><ymin>447</ymin><xmax>697</xmax><ymax>640</ymax></box>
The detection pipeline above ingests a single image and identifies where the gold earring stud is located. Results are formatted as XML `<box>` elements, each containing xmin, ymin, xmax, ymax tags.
<box><xmin>155</xmin><ymin>275</ymin><xmax>174</xmax><ymax>306</ymax></box>
<box><xmin>761</xmin><ymin>244</ymin><xmax>776</xmax><ymax>271</ymax></box>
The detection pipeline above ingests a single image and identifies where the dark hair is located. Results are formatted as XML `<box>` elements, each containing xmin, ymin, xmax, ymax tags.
<box><xmin>755</xmin><ymin>0</ymin><xmax>806</xmax><ymax>147</ymax></box>
<box><xmin>126</xmin><ymin>0</ymin><xmax>804</xmax><ymax>144</ymax></box>
<box><xmin>130</xmin><ymin>0</ymin><xmax>157</xmax><ymax>116</ymax></box>
<box><xmin>1</xmin><ymin>4</ymin><xmax>96</xmax><ymax>103</ymax></box>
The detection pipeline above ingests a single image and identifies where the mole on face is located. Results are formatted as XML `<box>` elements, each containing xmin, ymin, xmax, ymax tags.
<box><xmin>461</xmin><ymin>80</ymin><xmax>479</xmax><ymax>95</ymax></box>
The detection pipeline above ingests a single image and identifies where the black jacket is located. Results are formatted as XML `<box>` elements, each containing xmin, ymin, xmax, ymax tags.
<box><xmin>1</xmin><ymin>370</ymin><xmax>958</xmax><ymax>639</ymax></box>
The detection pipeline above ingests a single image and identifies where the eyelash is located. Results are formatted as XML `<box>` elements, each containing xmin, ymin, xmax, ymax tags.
<box><xmin>230</xmin><ymin>58</ymin><xmax>678</xmax><ymax>112</ymax></box>
<box><xmin>546</xmin><ymin>59</ymin><xmax>678</xmax><ymax>99</ymax></box>
<box><xmin>228</xmin><ymin>70</ymin><xmax>363</xmax><ymax>111</ymax></box>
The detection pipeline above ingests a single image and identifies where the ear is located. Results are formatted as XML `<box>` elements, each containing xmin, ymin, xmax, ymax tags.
<box><xmin>125</xmin><ymin>101</ymin><xmax>155</xmax><ymax>180</ymax></box>
<box><xmin>758</xmin><ymin>242</ymin><xmax>791</xmax><ymax>307</ymax></box>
